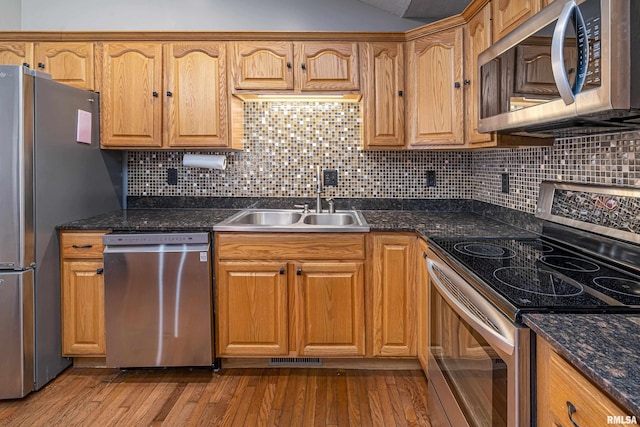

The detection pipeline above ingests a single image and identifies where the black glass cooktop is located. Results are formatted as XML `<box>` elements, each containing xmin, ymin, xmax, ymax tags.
<box><xmin>431</xmin><ymin>238</ymin><xmax>640</xmax><ymax>314</ymax></box>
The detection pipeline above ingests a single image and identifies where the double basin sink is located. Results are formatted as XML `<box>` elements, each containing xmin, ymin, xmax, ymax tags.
<box><xmin>214</xmin><ymin>209</ymin><xmax>370</xmax><ymax>232</ymax></box>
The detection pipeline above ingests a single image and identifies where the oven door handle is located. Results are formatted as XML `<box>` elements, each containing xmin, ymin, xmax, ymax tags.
<box><xmin>427</xmin><ymin>257</ymin><xmax>516</xmax><ymax>357</ymax></box>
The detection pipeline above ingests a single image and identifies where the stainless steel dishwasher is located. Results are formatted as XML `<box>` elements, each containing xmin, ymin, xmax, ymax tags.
<box><xmin>103</xmin><ymin>232</ymin><xmax>213</xmax><ymax>368</ymax></box>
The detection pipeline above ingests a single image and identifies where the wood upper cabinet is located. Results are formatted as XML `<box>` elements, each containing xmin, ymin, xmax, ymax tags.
<box><xmin>294</xmin><ymin>262</ymin><xmax>365</xmax><ymax>356</ymax></box>
<box><xmin>33</xmin><ymin>42</ymin><xmax>95</xmax><ymax>90</ymax></box>
<box><xmin>60</xmin><ymin>231</ymin><xmax>108</xmax><ymax>357</ymax></box>
<box><xmin>361</xmin><ymin>42</ymin><xmax>405</xmax><ymax>149</ymax></box>
<box><xmin>216</xmin><ymin>261</ymin><xmax>289</xmax><ymax>356</ymax></box>
<box><xmin>464</xmin><ymin>3</ymin><xmax>495</xmax><ymax>147</ymax></box>
<box><xmin>231</xmin><ymin>41</ymin><xmax>359</xmax><ymax>92</ymax></box>
<box><xmin>370</xmin><ymin>233</ymin><xmax>417</xmax><ymax>357</ymax></box>
<box><xmin>0</xmin><ymin>42</ymin><xmax>94</xmax><ymax>90</ymax></box>
<box><xmin>537</xmin><ymin>337</ymin><xmax>631</xmax><ymax>427</ymax></box>
<box><xmin>406</xmin><ymin>26</ymin><xmax>465</xmax><ymax>148</ymax></box>
<box><xmin>100</xmin><ymin>42</ymin><xmax>231</xmax><ymax>149</ymax></box>
<box><xmin>0</xmin><ymin>42</ymin><xmax>34</xmax><ymax>68</ymax></box>
<box><xmin>416</xmin><ymin>238</ymin><xmax>429</xmax><ymax>372</ymax></box>
<box><xmin>492</xmin><ymin>0</ymin><xmax>543</xmax><ymax>42</ymax></box>
<box><xmin>231</xmin><ymin>41</ymin><xmax>294</xmax><ymax>90</ymax></box>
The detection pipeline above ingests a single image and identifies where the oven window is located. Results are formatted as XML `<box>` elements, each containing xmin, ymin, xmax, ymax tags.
<box><xmin>430</xmin><ymin>286</ymin><xmax>508</xmax><ymax>427</ymax></box>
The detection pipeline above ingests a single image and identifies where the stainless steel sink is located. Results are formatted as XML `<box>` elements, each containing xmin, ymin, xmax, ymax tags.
<box><xmin>214</xmin><ymin>209</ymin><xmax>369</xmax><ymax>232</ymax></box>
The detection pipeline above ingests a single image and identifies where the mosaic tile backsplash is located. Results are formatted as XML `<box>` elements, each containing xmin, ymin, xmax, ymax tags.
<box><xmin>127</xmin><ymin>101</ymin><xmax>640</xmax><ymax>214</ymax></box>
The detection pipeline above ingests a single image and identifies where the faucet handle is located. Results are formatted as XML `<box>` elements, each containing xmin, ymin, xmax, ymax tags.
<box><xmin>294</xmin><ymin>203</ymin><xmax>310</xmax><ymax>213</ymax></box>
<box><xmin>326</xmin><ymin>198</ymin><xmax>335</xmax><ymax>214</ymax></box>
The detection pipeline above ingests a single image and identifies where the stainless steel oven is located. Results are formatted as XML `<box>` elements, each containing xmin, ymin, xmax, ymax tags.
<box><xmin>426</xmin><ymin>247</ymin><xmax>530</xmax><ymax>427</ymax></box>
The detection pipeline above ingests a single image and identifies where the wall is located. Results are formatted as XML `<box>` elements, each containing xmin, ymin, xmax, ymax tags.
<box><xmin>17</xmin><ymin>0</ymin><xmax>423</xmax><ymax>31</ymax></box>
<box><xmin>127</xmin><ymin>100</ymin><xmax>640</xmax><ymax>214</ymax></box>
<box><xmin>0</xmin><ymin>0</ymin><xmax>21</xmax><ymax>30</ymax></box>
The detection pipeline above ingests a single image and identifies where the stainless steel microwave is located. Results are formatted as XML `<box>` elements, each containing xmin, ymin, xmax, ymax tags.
<box><xmin>478</xmin><ymin>0</ymin><xmax>640</xmax><ymax>138</ymax></box>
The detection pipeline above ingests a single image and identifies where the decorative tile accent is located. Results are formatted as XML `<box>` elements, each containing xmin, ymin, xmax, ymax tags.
<box><xmin>127</xmin><ymin>101</ymin><xmax>472</xmax><ymax>199</ymax></box>
<box><xmin>126</xmin><ymin>100</ymin><xmax>640</xmax><ymax>215</ymax></box>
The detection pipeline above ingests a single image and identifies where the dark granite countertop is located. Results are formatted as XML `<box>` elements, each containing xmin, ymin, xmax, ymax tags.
<box><xmin>58</xmin><ymin>208</ymin><xmax>536</xmax><ymax>239</ymax></box>
<box><xmin>523</xmin><ymin>313</ymin><xmax>640</xmax><ymax>417</ymax></box>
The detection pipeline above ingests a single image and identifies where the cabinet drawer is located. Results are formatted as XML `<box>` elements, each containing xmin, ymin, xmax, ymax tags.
<box><xmin>61</xmin><ymin>232</ymin><xmax>107</xmax><ymax>258</ymax></box>
<box><xmin>546</xmin><ymin>347</ymin><xmax>628</xmax><ymax>427</ymax></box>
<box><xmin>216</xmin><ymin>233</ymin><xmax>366</xmax><ymax>260</ymax></box>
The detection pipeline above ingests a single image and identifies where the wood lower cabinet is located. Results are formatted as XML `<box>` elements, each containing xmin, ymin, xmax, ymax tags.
<box><xmin>369</xmin><ymin>233</ymin><xmax>417</xmax><ymax>357</ymax></box>
<box><xmin>215</xmin><ymin>232</ymin><xmax>366</xmax><ymax>358</ymax></box>
<box><xmin>294</xmin><ymin>262</ymin><xmax>364</xmax><ymax>356</ymax></box>
<box><xmin>100</xmin><ymin>41</ymin><xmax>231</xmax><ymax>149</ymax></box>
<box><xmin>216</xmin><ymin>261</ymin><xmax>289</xmax><ymax>356</ymax></box>
<box><xmin>60</xmin><ymin>231</ymin><xmax>108</xmax><ymax>357</ymax></box>
<box><xmin>406</xmin><ymin>26</ymin><xmax>465</xmax><ymax>148</ymax></box>
<box><xmin>361</xmin><ymin>42</ymin><xmax>405</xmax><ymax>149</ymax></box>
<box><xmin>416</xmin><ymin>238</ymin><xmax>429</xmax><ymax>372</ymax></box>
<box><xmin>537</xmin><ymin>337</ymin><xmax>632</xmax><ymax>427</ymax></box>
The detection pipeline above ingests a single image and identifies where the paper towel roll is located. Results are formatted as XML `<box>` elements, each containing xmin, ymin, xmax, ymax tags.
<box><xmin>182</xmin><ymin>154</ymin><xmax>227</xmax><ymax>170</ymax></box>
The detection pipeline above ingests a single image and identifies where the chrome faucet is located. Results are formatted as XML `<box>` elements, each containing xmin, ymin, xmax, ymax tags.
<box><xmin>315</xmin><ymin>165</ymin><xmax>323</xmax><ymax>213</ymax></box>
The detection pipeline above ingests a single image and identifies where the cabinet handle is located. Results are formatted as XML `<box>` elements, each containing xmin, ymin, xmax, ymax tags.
<box><xmin>566</xmin><ymin>401</ymin><xmax>580</xmax><ymax>427</ymax></box>
<box><xmin>96</xmin><ymin>268</ymin><xmax>104</xmax><ymax>275</ymax></box>
<box><xmin>286</xmin><ymin>62</ymin><xmax>292</xmax><ymax>69</ymax></box>
<box><xmin>37</xmin><ymin>62</ymin><xmax>45</xmax><ymax>69</ymax></box>
<box><xmin>296</xmin><ymin>267</ymin><xmax>302</xmax><ymax>275</ymax></box>
<box><xmin>464</xmin><ymin>79</ymin><xmax>471</xmax><ymax>86</ymax></box>
<box><xmin>423</xmin><ymin>252</ymin><xmax>427</xmax><ymax>259</ymax></box>
<box><xmin>72</xmin><ymin>244</ymin><xmax>93</xmax><ymax>249</ymax></box>
<box><xmin>279</xmin><ymin>267</ymin><xmax>285</xmax><ymax>275</ymax></box>
<box><xmin>454</xmin><ymin>82</ymin><xmax>461</xmax><ymax>88</ymax></box>
<box><xmin>152</xmin><ymin>91</ymin><xmax>159</xmax><ymax>97</ymax></box>
<box><xmin>22</xmin><ymin>62</ymin><xmax>30</xmax><ymax>68</ymax></box>
<box><xmin>166</xmin><ymin>91</ymin><xmax>173</xmax><ymax>97</ymax></box>
<box><xmin>398</xmin><ymin>90</ymin><xmax>403</xmax><ymax>97</ymax></box>
<box><xmin>301</xmin><ymin>63</ymin><xmax>306</xmax><ymax>70</ymax></box>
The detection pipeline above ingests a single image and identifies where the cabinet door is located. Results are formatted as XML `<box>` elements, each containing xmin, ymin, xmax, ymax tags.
<box><xmin>294</xmin><ymin>262</ymin><xmax>364</xmax><ymax>356</ymax></box>
<box><xmin>0</xmin><ymin>42</ymin><xmax>33</xmax><ymax>68</ymax></box>
<box><xmin>361</xmin><ymin>42</ymin><xmax>405</xmax><ymax>149</ymax></box>
<box><xmin>33</xmin><ymin>42</ymin><xmax>95</xmax><ymax>90</ymax></box>
<box><xmin>465</xmin><ymin>5</ymin><xmax>496</xmax><ymax>147</ymax></box>
<box><xmin>231</xmin><ymin>41</ymin><xmax>294</xmax><ymax>90</ymax></box>
<box><xmin>165</xmin><ymin>42</ymin><xmax>228</xmax><ymax>148</ymax></box>
<box><xmin>406</xmin><ymin>27</ymin><xmax>464</xmax><ymax>148</ymax></box>
<box><xmin>416</xmin><ymin>239</ymin><xmax>429</xmax><ymax>372</ymax></box>
<box><xmin>294</xmin><ymin>42</ymin><xmax>359</xmax><ymax>91</ymax></box>
<box><xmin>492</xmin><ymin>0</ymin><xmax>542</xmax><ymax>42</ymax></box>
<box><xmin>371</xmin><ymin>234</ymin><xmax>417</xmax><ymax>357</ymax></box>
<box><xmin>217</xmin><ymin>261</ymin><xmax>289</xmax><ymax>356</ymax></box>
<box><xmin>101</xmin><ymin>42</ymin><xmax>163</xmax><ymax>148</ymax></box>
<box><xmin>61</xmin><ymin>260</ymin><xmax>105</xmax><ymax>356</ymax></box>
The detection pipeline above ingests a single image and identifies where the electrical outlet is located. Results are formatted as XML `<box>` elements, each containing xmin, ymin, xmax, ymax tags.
<box><xmin>324</xmin><ymin>169</ymin><xmax>338</xmax><ymax>186</ymax></box>
<box><xmin>501</xmin><ymin>173</ymin><xmax>510</xmax><ymax>194</ymax></box>
<box><xmin>167</xmin><ymin>168</ymin><xmax>178</xmax><ymax>185</ymax></box>
<box><xmin>426</xmin><ymin>170</ymin><xmax>436</xmax><ymax>187</ymax></box>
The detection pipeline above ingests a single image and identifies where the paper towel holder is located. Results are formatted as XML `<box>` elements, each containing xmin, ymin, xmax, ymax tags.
<box><xmin>182</xmin><ymin>154</ymin><xmax>227</xmax><ymax>170</ymax></box>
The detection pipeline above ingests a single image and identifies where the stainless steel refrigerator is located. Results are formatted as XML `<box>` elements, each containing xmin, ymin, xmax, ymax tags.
<box><xmin>0</xmin><ymin>65</ymin><xmax>122</xmax><ymax>399</ymax></box>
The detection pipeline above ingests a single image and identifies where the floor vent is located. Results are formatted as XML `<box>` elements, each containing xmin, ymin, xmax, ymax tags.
<box><xmin>268</xmin><ymin>357</ymin><xmax>322</xmax><ymax>367</ymax></box>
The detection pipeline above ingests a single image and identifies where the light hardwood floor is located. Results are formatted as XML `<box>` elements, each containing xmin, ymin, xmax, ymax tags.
<box><xmin>0</xmin><ymin>367</ymin><xmax>431</xmax><ymax>426</ymax></box>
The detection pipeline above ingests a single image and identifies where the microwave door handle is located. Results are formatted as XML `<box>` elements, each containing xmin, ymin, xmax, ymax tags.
<box><xmin>552</xmin><ymin>0</ymin><xmax>578</xmax><ymax>105</ymax></box>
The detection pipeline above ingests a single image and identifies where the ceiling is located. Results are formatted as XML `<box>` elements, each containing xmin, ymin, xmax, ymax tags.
<box><xmin>360</xmin><ymin>0</ymin><xmax>471</xmax><ymax>21</ymax></box>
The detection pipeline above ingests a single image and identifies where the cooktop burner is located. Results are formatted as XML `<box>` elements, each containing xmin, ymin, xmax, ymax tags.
<box><xmin>430</xmin><ymin>237</ymin><xmax>640</xmax><ymax>314</ymax></box>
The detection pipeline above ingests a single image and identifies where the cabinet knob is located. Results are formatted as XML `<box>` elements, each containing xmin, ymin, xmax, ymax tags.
<box><xmin>464</xmin><ymin>79</ymin><xmax>471</xmax><ymax>86</ymax></box>
<box><xmin>398</xmin><ymin>90</ymin><xmax>403</xmax><ymax>97</ymax></box>
<box><xmin>454</xmin><ymin>82</ymin><xmax>461</xmax><ymax>88</ymax></box>
<box><xmin>296</xmin><ymin>267</ymin><xmax>302</xmax><ymax>276</ymax></box>
<box><xmin>301</xmin><ymin>63</ymin><xmax>306</xmax><ymax>71</ymax></box>
<box><xmin>152</xmin><ymin>91</ymin><xmax>159</xmax><ymax>97</ymax></box>
<box><xmin>96</xmin><ymin>268</ymin><xmax>104</xmax><ymax>275</ymax></box>
<box><xmin>286</xmin><ymin>62</ymin><xmax>292</xmax><ymax>69</ymax></box>
<box><xmin>37</xmin><ymin>62</ymin><xmax>45</xmax><ymax>69</ymax></box>
<box><xmin>166</xmin><ymin>91</ymin><xmax>173</xmax><ymax>97</ymax></box>
<box><xmin>22</xmin><ymin>62</ymin><xmax>30</xmax><ymax>68</ymax></box>
<box><xmin>423</xmin><ymin>252</ymin><xmax>427</xmax><ymax>259</ymax></box>
<box><xmin>279</xmin><ymin>267</ymin><xmax>285</xmax><ymax>275</ymax></box>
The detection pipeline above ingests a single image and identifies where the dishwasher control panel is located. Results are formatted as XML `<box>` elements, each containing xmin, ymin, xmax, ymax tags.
<box><xmin>103</xmin><ymin>232</ymin><xmax>209</xmax><ymax>246</ymax></box>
